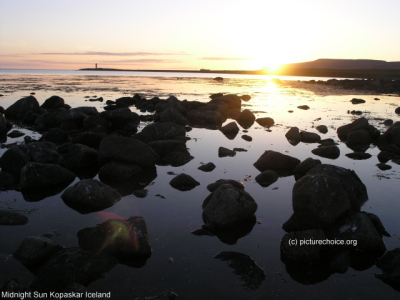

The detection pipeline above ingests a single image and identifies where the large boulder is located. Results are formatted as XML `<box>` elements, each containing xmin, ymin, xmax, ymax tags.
<box><xmin>5</xmin><ymin>96</ymin><xmax>40</xmax><ymax>120</ymax></box>
<box><xmin>78</xmin><ymin>216</ymin><xmax>152</xmax><ymax>258</ymax></box>
<box><xmin>253</xmin><ymin>150</ymin><xmax>300</xmax><ymax>174</ymax></box>
<box><xmin>157</xmin><ymin>107</ymin><xmax>189</xmax><ymax>126</ymax></box>
<box><xmin>61</xmin><ymin>179</ymin><xmax>121</xmax><ymax>213</ymax></box>
<box><xmin>25</xmin><ymin>142</ymin><xmax>61</xmax><ymax>164</ymax></box>
<box><xmin>39</xmin><ymin>128</ymin><xmax>69</xmax><ymax>145</ymax></box>
<box><xmin>98</xmin><ymin>161</ymin><xmax>142</xmax><ymax>180</ymax></box>
<box><xmin>202</xmin><ymin>183</ymin><xmax>257</xmax><ymax>229</ymax></box>
<box><xmin>98</xmin><ymin>135</ymin><xmax>159</xmax><ymax>168</ymax></box>
<box><xmin>284</xmin><ymin>174</ymin><xmax>351</xmax><ymax>231</ymax></box>
<box><xmin>306</xmin><ymin>164</ymin><xmax>368</xmax><ymax>211</ymax></box>
<box><xmin>101</xmin><ymin>107</ymin><xmax>139</xmax><ymax>129</ymax></box>
<box><xmin>20</xmin><ymin>162</ymin><xmax>75</xmax><ymax>189</ymax></box>
<box><xmin>347</xmin><ymin>130</ymin><xmax>372</xmax><ymax>145</ymax></box>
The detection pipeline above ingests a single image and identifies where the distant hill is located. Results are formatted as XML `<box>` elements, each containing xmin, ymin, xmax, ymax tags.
<box><xmin>281</xmin><ymin>59</ymin><xmax>400</xmax><ymax>70</ymax></box>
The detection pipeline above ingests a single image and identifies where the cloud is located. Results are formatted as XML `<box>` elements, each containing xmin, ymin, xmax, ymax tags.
<box><xmin>201</xmin><ymin>57</ymin><xmax>255</xmax><ymax>61</ymax></box>
<box><xmin>34</xmin><ymin>51</ymin><xmax>190</xmax><ymax>56</ymax></box>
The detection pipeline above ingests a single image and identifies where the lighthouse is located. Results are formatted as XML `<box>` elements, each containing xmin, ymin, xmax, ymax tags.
<box><xmin>95</xmin><ymin>63</ymin><xmax>98</xmax><ymax>69</ymax></box>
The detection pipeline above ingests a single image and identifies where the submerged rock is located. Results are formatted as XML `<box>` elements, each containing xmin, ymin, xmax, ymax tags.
<box><xmin>215</xmin><ymin>251</ymin><xmax>266</xmax><ymax>290</ymax></box>
<box><xmin>0</xmin><ymin>210</ymin><xmax>29</xmax><ymax>225</ymax></box>
<box><xmin>255</xmin><ymin>117</ymin><xmax>275</xmax><ymax>128</ymax></box>
<box><xmin>218</xmin><ymin>147</ymin><xmax>236</xmax><ymax>157</ymax></box>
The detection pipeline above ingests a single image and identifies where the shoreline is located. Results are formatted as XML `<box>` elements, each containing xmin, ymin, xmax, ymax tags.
<box><xmin>79</xmin><ymin>67</ymin><xmax>400</xmax><ymax>80</ymax></box>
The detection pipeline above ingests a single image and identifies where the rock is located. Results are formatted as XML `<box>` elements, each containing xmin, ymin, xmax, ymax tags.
<box><xmin>0</xmin><ymin>145</ymin><xmax>30</xmax><ymax>176</ymax></box>
<box><xmin>253</xmin><ymin>150</ymin><xmax>300</xmax><ymax>174</ymax></box>
<box><xmin>307</xmin><ymin>164</ymin><xmax>368</xmax><ymax>210</ymax></box>
<box><xmin>5</xmin><ymin>95</ymin><xmax>40</xmax><ymax>120</ymax></box>
<box><xmin>207</xmin><ymin>179</ymin><xmax>245</xmax><ymax>192</ymax></box>
<box><xmin>378</xmin><ymin>121</ymin><xmax>400</xmax><ymax>148</ymax></box>
<box><xmin>329</xmin><ymin>251</ymin><xmax>351</xmax><ymax>273</ymax></box>
<box><xmin>30</xmin><ymin>247</ymin><xmax>117</xmax><ymax>292</ymax></box>
<box><xmin>219</xmin><ymin>122</ymin><xmax>240</xmax><ymax>139</ymax></box>
<box><xmin>99</xmin><ymin>135</ymin><xmax>159</xmax><ymax>168</ymax></box>
<box><xmin>25</xmin><ymin>142</ymin><xmax>61</xmax><ymax>164</ymax></box>
<box><xmin>169</xmin><ymin>173</ymin><xmax>200</xmax><ymax>191</ymax></box>
<box><xmin>40</xmin><ymin>96</ymin><xmax>64</xmax><ymax>109</ymax></box>
<box><xmin>63</xmin><ymin>143</ymin><xmax>99</xmax><ymax>172</ymax></box>
<box><xmin>61</xmin><ymin>179</ymin><xmax>121</xmax><ymax>213</ymax></box>
<box><xmin>215</xmin><ymin>251</ymin><xmax>266</xmax><ymax>290</ymax></box>
<box><xmin>383</xmin><ymin>119</ymin><xmax>394</xmax><ymax>126</ymax></box>
<box><xmin>241</xmin><ymin>134</ymin><xmax>252</xmax><ymax>142</ymax></box>
<box><xmin>318</xmin><ymin>138</ymin><xmax>338</xmax><ymax>146</ymax></box>
<box><xmin>376</xmin><ymin>163</ymin><xmax>392</xmax><ymax>171</ymax></box>
<box><xmin>39</xmin><ymin>128</ymin><xmax>69</xmax><ymax>145</ymax></box>
<box><xmin>316</xmin><ymin>125</ymin><xmax>328</xmax><ymax>134</ymax></box>
<box><xmin>71</xmin><ymin>131</ymin><xmax>107</xmax><ymax>148</ymax></box>
<box><xmin>285</xmin><ymin>127</ymin><xmax>301</xmax><ymax>145</ymax></box>
<box><xmin>198</xmin><ymin>162</ymin><xmax>216</xmax><ymax>172</ymax></box>
<box><xmin>396</xmin><ymin>107</ymin><xmax>400</xmax><ymax>115</ymax></box>
<box><xmin>376</xmin><ymin>248</ymin><xmax>400</xmax><ymax>287</ymax></box>
<box><xmin>286</xmin><ymin>174</ymin><xmax>351</xmax><ymax>230</ymax></box>
<box><xmin>78</xmin><ymin>216</ymin><xmax>152</xmax><ymax>258</ymax></box>
<box><xmin>236</xmin><ymin>109</ymin><xmax>255</xmax><ymax>129</ymax></box>
<box><xmin>337</xmin><ymin>117</ymin><xmax>369</xmax><ymax>141</ymax></box>
<box><xmin>240</xmin><ymin>95</ymin><xmax>251</xmax><ymax>101</ymax></box>
<box><xmin>7</xmin><ymin>130</ymin><xmax>24</xmax><ymax>138</ymax></box>
<box><xmin>186</xmin><ymin>109</ymin><xmax>224</xmax><ymax>128</ymax></box>
<box><xmin>347</xmin><ymin>130</ymin><xmax>372</xmax><ymax>145</ymax></box>
<box><xmin>161</xmin><ymin>151</ymin><xmax>194</xmax><ymax>166</ymax></box>
<box><xmin>293</xmin><ymin>157</ymin><xmax>321</xmax><ymax>179</ymax></box>
<box><xmin>300</xmin><ymin>131</ymin><xmax>321</xmax><ymax>143</ymax></box>
<box><xmin>210</xmin><ymin>94</ymin><xmax>242</xmax><ymax>110</ymax></box>
<box><xmin>311</xmin><ymin>145</ymin><xmax>340</xmax><ymax>159</ymax></box>
<box><xmin>82</xmin><ymin>114</ymin><xmax>110</xmax><ymax>132</ymax></box>
<box><xmin>297</xmin><ymin>105</ymin><xmax>310</xmax><ymax>110</ymax></box>
<box><xmin>350</xmin><ymin>98</ymin><xmax>366</xmax><ymax>104</ymax></box>
<box><xmin>13</xmin><ymin>236</ymin><xmax>63</xmax><ymax>265</ymax></box>
<box><xmin>345</xmin><ymin>152</ymin><xmax>372</xmax><ymax>160</ymax></box>
<box><xmin>362</xmin><ymin>211</ymin><xmax>390</xmax><ymax>237</ymax></box>
<box><xmin>281</xmin><ymin>230</ymin><xmax>325</xmax><ymax>262</ymax></box>
<box><xmin>0</xmin><ymin>171</ymin><xmax>18</xmax><ymax>188</ymax></box>
<box><xmin>0</xmin><ymin>210</ymin><xmax>28</xmax><ymax>225</ymax></box>
<box><xmin>101</xmin><ymin>107</ymin><xmax>139</xmax><ymax>129</ymax></box>
<box><xmin>98</xmin><ymin>161</ymin><xmax>142</xmax><ymax>180</ymax></box>
<box><xmin>255</xmin><ymin>170</ymin><xmax>279</xmax><ymax>187</ymax></box>
<box><xmin>134</xmin><ymin>122</ymin><xmax>187</xmax><ymax>143</ymax></box>
<box><xmin>202</xmin><ymin>183</ymin><xmax>257</xmax><ymax>229</ymax></box>
<box><xmin>20</xmin><ymin>162</ymin><xmax>75</xmax><ymax>189</ymax></box>
<box><xmin>328</xmin><ymin>213</ymin><xmax>385</xmax><ymax>252</ymax></box>
<box><xmin>157</xmin><ymin>107</ymin><xmax>189</xmax><ymax>126</ymax></box>
<box><xmin>218</xmin><ymin>147</ymin><xmax>236</xmax><ymax>157</ymax></box>
<box><xmin>255</xmin><ymin>117</ymin><xmax>275</xmax><ymax>128</ymax></box>
<box><xmin>0</xmin><ymin>112</ymin><xmax>11</xmax><ymax>136</ymax></box>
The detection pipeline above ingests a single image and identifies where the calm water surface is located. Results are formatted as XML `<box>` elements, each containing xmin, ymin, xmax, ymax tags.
<box><xmin>0</xmin><ymin>71</ymin><xmax>399</xmax><ymax>299</ymax></box>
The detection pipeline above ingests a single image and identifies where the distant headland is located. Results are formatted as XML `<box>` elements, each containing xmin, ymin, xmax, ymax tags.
<box><xmin>79</xmin><ymin>59</ymin><xmax>400</xmax><ymax>79</ymax></box>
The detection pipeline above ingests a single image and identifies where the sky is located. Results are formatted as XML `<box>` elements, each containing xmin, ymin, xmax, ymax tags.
<box><xmin>0</xmin><ymin>0</ymin><xmax>399</xmax><ymax>70</ymax></box>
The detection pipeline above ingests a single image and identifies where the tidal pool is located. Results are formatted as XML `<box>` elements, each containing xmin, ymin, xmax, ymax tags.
<box><xmin>0</xmin><ymin>73</ymin><xmax>399</xmax><ymax>299</ymax></box>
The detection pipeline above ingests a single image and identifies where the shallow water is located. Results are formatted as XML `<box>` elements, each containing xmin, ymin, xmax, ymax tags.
<box><xmin>0</xmin><ymin>73</ymin><xmax>400</xmax><ymax>299</ymax></box>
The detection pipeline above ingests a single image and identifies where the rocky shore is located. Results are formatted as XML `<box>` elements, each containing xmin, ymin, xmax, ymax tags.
<box><xmin>0</xmin><ymin>87</ymin><xmax>400</xmax><ymax>297</ymax></box>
